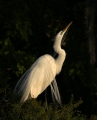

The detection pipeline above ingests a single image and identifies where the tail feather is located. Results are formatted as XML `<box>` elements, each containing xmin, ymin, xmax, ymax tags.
<box><xmin>50</xmin><ymin>78</ymin><xmax>61</xmax><ymax>105</ymax></box>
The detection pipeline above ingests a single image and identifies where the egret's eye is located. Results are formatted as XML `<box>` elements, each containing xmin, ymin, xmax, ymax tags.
<box><xmin>60</xmin><ymin>31</ymin><xmax>63</xmax><ymax>35</ymax></box>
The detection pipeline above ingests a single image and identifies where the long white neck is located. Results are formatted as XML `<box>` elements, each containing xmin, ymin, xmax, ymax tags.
<box><xmin>53</xmin><ymin>35</ymin><xmax>66</xmax><ymax>74</ymax></box>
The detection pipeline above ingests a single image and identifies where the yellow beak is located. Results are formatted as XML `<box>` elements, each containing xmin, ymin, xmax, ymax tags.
<box><xmin>61</xmin><ymin>22</ymin><xmax>72</xmax><ymax>35</ymax></box>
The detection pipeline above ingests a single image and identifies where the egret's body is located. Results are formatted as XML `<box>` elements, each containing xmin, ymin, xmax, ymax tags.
<box><xmin>14</xmin><ymin>22</ymin><xmax>72</xmax><ymax>103</ymax></box>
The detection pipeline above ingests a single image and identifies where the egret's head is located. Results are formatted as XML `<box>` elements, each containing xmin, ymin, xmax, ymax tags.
<box><xmin>58</xmin><ymin>22</ymin><xmax>72</xmax><ymax>45</ymax></box>
<box><xmin>53</xmin><ymin>22</ymin><xmax>72</xmax><ymax>57</ymax></box>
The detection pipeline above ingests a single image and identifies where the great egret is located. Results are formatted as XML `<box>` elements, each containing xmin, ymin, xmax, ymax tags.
<box><xmin>14</xmin><ymin>22</ymin><xmax>72</xmax><ymax>104</ymax></box>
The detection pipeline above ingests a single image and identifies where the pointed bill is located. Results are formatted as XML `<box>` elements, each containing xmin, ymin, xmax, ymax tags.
<box><xmin>61</xmin><ymin>22</ymin><xmax>72</xmax><ymax>45</ymax></box>
<box><xmin>61</xmin><ymin>22</ymin><xmax>72</xmax><ymax>35</ymax></box>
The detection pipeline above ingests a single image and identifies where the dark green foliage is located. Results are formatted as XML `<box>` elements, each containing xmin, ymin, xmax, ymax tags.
<box><xmin>0</xmin><ymin>97</ymin><xmax>88</xmax><ymax>120</ymax></box>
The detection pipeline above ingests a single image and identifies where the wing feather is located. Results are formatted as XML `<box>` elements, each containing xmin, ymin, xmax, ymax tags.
<box><xmin>14</xmin><ymin>55</ymin><xmax>56</xmax><ymax>103</ymax></box>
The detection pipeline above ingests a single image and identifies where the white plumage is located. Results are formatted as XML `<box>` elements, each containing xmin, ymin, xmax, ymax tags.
<box><xmin>14</xmin><ymin>22</ymin><xmax>72</xmax><ymax>104</ymax></box>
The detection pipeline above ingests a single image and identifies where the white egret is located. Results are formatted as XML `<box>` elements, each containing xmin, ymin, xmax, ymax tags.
<box><xmin>14</xmin><ymin>22</ymin><xmax>72</xmax><ymax>104</ymax></box>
